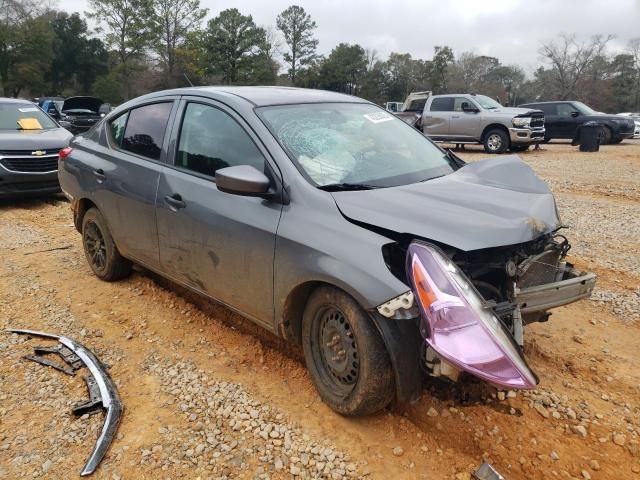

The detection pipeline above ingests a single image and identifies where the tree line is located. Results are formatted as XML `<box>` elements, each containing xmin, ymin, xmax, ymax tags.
<box><xmin>1</xmin><ymin>0</ymin><xmax>639</xmax><ymax>113</ymax></box>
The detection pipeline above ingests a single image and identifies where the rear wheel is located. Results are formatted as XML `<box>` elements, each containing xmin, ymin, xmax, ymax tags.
<box><xmin>302</xmin><ymin>286</ymin><xmax>394</xmax><ymax>416</ymax></box>
<box><xmin>483</xmin><ymin>129</ymin><xmax>509</xmax><ymax>154</ymax></box>
<box><xmin>82</xmin><ymin>208</ymin><xmax>132</xmax><ymax>281</ymax></box>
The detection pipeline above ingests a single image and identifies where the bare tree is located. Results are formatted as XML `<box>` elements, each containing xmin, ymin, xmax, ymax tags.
<box><xmin>259</xmin><ymin>25</ymin><xmax>282</xmax><ymax>79</ymax></box>
<box><xmin>628</xmin><ymin>38</ymin><xmax>640</xmax><ymax>110</ymax></box>
<box><xmin>149</xmin><ymin>0</ymin><xmax>207</xmax><ymax>87</ymax></box>
<box><xmin>365</xmin><ymin>48</ymin><xmax>378</xmax><ymax>71</ymax></box>
<box><xmin>539</xmin><ymin>33</ymin><xmax>614</xmax><ymax>99</ymax></box>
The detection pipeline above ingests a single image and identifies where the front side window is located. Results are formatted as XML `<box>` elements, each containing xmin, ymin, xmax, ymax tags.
<box><xmin>258</xmin><ymin>103</ymin><xmax>454</xmax><ymax>188</ymax></box>
<box><xmin>453</xmin><ymin>97</ymin><xmax>474</xmax><ymax>112</ymax></box>
<box><xmin>121</xmin><ymin>102</ymin><xmax>173</xmax><ymax>160</ymax></box>
<box><xmin>176</xmin><ymin>103</ymin><xmax>264</xmax><ymax>177</ymax></box>
<box><xmin>430</xmin><ymin>97</ymin><xmax>454</xmax><ymax>112</ymax></box>
<box><xmin>109</xmin><ymin>112</ymin><xmax>128</xmax><ymax>147</ymax></box>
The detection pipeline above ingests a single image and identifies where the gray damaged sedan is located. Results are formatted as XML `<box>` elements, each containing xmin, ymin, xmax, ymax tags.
<box><xmin>59</xmin><ymin>87</ymin><xmax>596</xmax><ymax>415</ymax></box>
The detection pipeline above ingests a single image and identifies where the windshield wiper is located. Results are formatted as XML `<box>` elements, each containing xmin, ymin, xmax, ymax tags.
<box><xmin>318</xmin><ymin>182</ymin><xmax>379</xmax><ymax>192</ymax></box>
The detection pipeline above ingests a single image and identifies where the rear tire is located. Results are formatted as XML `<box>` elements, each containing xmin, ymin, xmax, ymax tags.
<box><xmin>82</xmin><ymin>208</ymin><xmax>132</xmax><ymax>281</ymax></box>
<box><xmin>302</xmin><ymin>286</ymin><xmax>394</xmax><ymax>416</ymax></box>
<box><xmin>483</xmin><ymin>129</ymin><xmax>509</xmax><ymax>154</ymax></box>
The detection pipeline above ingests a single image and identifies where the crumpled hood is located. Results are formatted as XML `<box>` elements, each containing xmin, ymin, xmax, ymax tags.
<box><xmin>332</xmin><ymin>155</ymin><xmax>561</xmax><ymax>252</ymax></box>
<box><xmin>0</xmin><ymin>128</ymin><xmax>72</xmax><ymax>150</ymax></box>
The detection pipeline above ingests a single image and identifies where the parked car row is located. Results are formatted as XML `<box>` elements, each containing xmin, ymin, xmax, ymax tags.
<box><xmin>392</xmin><ymin>92</ymin><xmax>637</xmax><ymax>153</ymax></box>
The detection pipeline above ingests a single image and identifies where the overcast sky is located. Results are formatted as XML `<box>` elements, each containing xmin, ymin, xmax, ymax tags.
<box><xmin>57</xmin><ymin>0</ymin><xmax>640</xmax><ymax>75</ymax></box>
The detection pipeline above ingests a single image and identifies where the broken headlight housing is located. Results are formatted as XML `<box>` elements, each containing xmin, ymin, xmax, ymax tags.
<box><xmin>406</xmin><ymin>241</ymin><xmax>538</xmax><ymax>389</ymax></box>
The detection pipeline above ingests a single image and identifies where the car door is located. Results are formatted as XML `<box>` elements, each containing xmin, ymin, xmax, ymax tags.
<box><xmin>422</xmin><ymin>97</ymin><xmax>453</xmax><ymax>138</ymax></box>
<box><xmin>156</xmin><ymin>97</ymin><xmax>282</xmax><ymax>327</ymax></box>
<box><xmin>449</xmin><ymin>96</ymin><xmax>481</xmax><ymax>140</ymax></box>
<box><xmin>556</xmin><ymin>103</ymin><xmax>580</xmax><ymax>138</ymax></box>
<box><xmin>79</xmin><ymin>99</ymin><xmax>177</xmax><ymax>269</ymax></box>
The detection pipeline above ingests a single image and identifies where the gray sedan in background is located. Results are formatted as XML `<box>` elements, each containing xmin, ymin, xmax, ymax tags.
<box><xmin>0</xmin><ymin>98</ymin><xmax>72</xmax><ymax>197</ymax></box>
<box><xmin>58</xmin><ymin>87</ymin><xmax>595</xmax><ymax>415</ymax></box>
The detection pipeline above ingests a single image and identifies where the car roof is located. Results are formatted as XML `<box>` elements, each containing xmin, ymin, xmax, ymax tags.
<box><xmin>142</xmin><ymin>86</ymin><xmax>368</xmax><ymax>107</ymax></box>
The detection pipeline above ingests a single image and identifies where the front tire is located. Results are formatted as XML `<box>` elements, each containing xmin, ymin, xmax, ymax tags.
<box><xmin>82</xmin><ymin>208</ymin><xmax>132</xmax><ymax>281</ymax></box>
<box><xmin>483</xmin><ymin>129</ymin><xmax>509</xmax><ymax>153</ymax></box>
<box><xmin>600</xmin><ymin>126</ymin><xmax>613</xmax><ymax>144</ymax></box>
<box><xmin>302</xmin><ymin>286</ymin><xmax>394</xmax><ymax>416</ymax></box>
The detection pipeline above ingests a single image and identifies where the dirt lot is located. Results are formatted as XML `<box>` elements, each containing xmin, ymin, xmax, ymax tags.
<box><xmin>1</xmin><ymin>141</ymin><xmax>639</xmax><ymax>480</ymax></box>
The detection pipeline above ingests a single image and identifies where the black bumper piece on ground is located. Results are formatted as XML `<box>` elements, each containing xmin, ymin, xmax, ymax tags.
<box><xmin>7</xmin><ymin>329</ymin><xmax>123</xmax><ymax>477</ymax></box>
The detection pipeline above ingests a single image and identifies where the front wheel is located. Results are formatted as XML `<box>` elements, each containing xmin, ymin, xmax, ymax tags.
<box><xmin>600</xmin><ymin>126</ymin><xmax>613</xmax><ymax>144</ymax></box>
<box><xmin>302</xmin><ymin>287</ymin><xmax>394</xmax><ymax>416</ymax></box>
<box><xmin>82</xmin><ymin>208</ymin><xmax>132</xmax><ymax>281</ymax></box>
<box><xmin>483</xmin><ymin>129</ymin><xmax>509</xmax><ymax>154</ymax></box>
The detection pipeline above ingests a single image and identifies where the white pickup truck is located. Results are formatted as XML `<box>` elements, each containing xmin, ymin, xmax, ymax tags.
<box><xmin>396</xmin><ymin>92</ymin><xmax>545</xmax><ymax>153</ymax></box>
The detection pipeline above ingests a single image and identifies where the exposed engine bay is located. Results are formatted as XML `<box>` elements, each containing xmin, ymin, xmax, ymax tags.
<box><xmin>378</xmin><ymin>232</ymin><xmax>596</xmax><ymax>389</ymax></box>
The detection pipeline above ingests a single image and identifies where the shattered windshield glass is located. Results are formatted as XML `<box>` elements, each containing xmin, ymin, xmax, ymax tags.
<box><xmin>258</xmin><ymin>103</ymin><xmax>454</xmax><ymax>188</ymax></box>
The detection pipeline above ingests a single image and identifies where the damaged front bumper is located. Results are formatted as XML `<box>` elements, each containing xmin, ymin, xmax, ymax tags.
<box><xmin>7</xmin><ymin>329</ymin><xmax>123</xmax><ymax>477</ymax></box>
<box><xmin>516</xmin><ymin>266</ymin><xmax>596</xmax><ymax>314</ymax></box>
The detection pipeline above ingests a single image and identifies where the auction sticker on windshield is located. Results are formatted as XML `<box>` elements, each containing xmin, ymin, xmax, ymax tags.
<box><xmin>364</xmin><ymin>112</ymin><xmax>394</xmax><ymax>124</ymax></box>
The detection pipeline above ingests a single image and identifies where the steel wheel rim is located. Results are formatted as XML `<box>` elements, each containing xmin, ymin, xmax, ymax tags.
<box><xmin>314</xmin><ymin>306</ymin><xmax>360</xmax><ymax>396</ymax></box>
<box><xmin>85</xmin><ymin>222</ymin><xmax>107</xmax><ymax>271</ymax></box>
<box><xmin>487</xmin><ymin>134</ymin><xmax>502</xmax><ymax>151</ymax></box>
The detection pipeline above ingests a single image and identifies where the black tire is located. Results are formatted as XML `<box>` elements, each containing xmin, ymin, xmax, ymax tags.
<box><xmin>600</xmin><ymin>126</ymin><xmax>613</xmax><ymax>144</ymax></box>
<box><xmin>82</xmin><ymin>208</ymin><xmax>132</xmax><ymax>281</ymax></box>
<box><xmin>302</xmin><ymin>286</ymin><xmax>394</xmax><ymax>416</ymax></box>
<box><xmin>510</xmin><ymin>145</ymin><xmax>530</xmax><ymax>152</ymax></box>
<box><xmin>610</xmin><ymin>137</ymin><xmax>623</xmax><ymax>144</ymax></box>
<box><xmin>483</xmin><ymin>128</ymin><xmax>509</xmax><ymax>154</ymax></box>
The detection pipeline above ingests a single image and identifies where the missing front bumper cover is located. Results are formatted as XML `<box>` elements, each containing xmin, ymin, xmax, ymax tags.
<box><xmin>7</xmin><ymin>328</ymin><xmax>123</xmax><ymax>477</ymax></box>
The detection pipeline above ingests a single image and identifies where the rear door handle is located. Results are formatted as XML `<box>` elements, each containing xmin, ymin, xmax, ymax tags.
<box><xmin>164</xmin><ymin>193</ymin><xmax>186</xmax><ymax>211</ymax></box>
<box><xmin>93</xmin><ymin>169</ymin><xmax>106</xmax><ymax>183</ymax></box>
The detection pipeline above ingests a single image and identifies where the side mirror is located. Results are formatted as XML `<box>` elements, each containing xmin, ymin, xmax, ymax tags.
<box><xmin>462</xmin><ymin>103</ymin><xmax>479</xmax><ymax>113</ymax></box>
<box><xmin>215</xmin><ymin>165</ymin><xmax>270</xmax><ymax>197</ymax></box>
<box><xmin>571</xmin><ymin>111</ymin><xmax>580</xmax><ymax>118</ymax></box>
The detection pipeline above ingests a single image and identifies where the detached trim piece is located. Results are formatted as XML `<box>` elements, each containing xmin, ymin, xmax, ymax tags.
<box><xmin>7</xmin><ymin>329</ymin><xmax>123</xmax><ymax>477</ymax></box>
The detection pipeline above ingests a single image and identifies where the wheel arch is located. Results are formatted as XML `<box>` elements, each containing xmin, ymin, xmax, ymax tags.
<box><xmin>480</xmin><ymin>123</ymin><xmax>510</xmax><ymax>142</ymax></box>
<box><xmin>74</xmin><ymin>197</ymin><xmax>98</xmax><ymax>232</ymax></box>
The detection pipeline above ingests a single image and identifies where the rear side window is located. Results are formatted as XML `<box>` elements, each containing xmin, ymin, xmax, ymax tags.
<box><xmin>430</xmin><ymin>97</ymin><xmax>454</xmax><ymax>112</ymax></box>
<box><xmin>121</xmin><ymin>102</ymin><xmax>173</xmax><ymax>160</ymax></box>
<box><xmin>109</xmin><ymin>112</ymin><xmax>128</xmax><ymax>147</ymax></box>
<box><xmin>406</xmin><ymin>98</ymin><xmax>427</xmax><ymax>112</ymax></box>
<box><xmin>176</xmin><ymin>103</ymin><xmax>264</xmax><ymax>178</ymax></box>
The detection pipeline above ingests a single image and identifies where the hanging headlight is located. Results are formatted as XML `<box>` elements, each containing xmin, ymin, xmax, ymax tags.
<box><xmin>406</xmin><ymin>241</ymin><xmax>538</xmax><ymax>389</ymax></box>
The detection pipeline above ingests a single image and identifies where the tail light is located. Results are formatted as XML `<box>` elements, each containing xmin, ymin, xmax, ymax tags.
<box><xmin>407</xmin><ymin>241</ymin><xmax>538</xmax><ymax>389</ymax></box>
<box><xmin>58</xmin><ymin>147</ymin><xmax>73</xmax><ymax>160</ymax></box>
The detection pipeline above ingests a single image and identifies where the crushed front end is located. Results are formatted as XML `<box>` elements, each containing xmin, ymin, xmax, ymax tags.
<box><xmin>379</xmin><ymin>233</ymin><xmax>596</xmax><ymax>391</ymax></box>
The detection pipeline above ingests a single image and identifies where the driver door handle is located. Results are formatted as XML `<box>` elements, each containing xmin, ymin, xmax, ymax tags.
<box><xmin>93</xmin><ymin>169</ymin><xmax>106</xmax><ymax>183</ymax></box>
<box><xmin>164</xmin><ymin>193</ymin><xmax>186</xmax><ymax>210</ymax></box>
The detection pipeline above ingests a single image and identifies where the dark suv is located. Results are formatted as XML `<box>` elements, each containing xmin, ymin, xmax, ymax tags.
<box><xmin>518</xmin><ymin>100</ymin><xmax>635</xmax><ymax>144</ymax></box>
